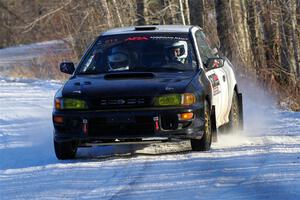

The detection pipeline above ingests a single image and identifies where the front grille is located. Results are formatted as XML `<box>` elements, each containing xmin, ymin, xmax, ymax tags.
<box><xmin>89</xmin><ymin>96</ymin><xmax>152</xmax><ymax>109</ymax></box>
<box><xmin>89</xmin><ymin>116</ymin><xmax>154</xmax><ymax>137</ymax></box>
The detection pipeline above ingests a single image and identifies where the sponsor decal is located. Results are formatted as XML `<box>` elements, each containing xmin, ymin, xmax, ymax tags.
<box><xmin>125</xmin><ymin>36</ymin><xmax>149</xmax><ymax>41</ymax></box>
<box><xmin>208</xmin><ymin>74</ymin><xmax>221</xmax><ymax>95</ymax></box>
<box><xmin>150</xmin><ymin>36</ymin><xmax>188</xmax><ymax>40</ymax></box>
<box><xmin>165</xmin><ymin>87</ymin><xmax>175</xmax><ymax>91</ymax></box>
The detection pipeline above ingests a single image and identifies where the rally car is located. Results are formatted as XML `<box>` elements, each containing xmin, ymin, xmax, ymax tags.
<box><xmin>53</xmin><ymin>25</ymin><xmax>243</xmax><ymax>159</ymax></box>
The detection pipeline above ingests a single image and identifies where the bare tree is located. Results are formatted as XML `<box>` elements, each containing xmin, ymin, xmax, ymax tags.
<box><xmin>100</xmin><ymin>0</ymin><xmax>113</xmax><ymax>28</ymax></box>
<box><xmin>189</xmin><ymin>0</ymin><xmax>205</xmax><ymax>27</ymax></box>
<box><xmin>136</xmin><ymin>0</ymin><xmax>146</xmax><ymax>25</ymax></box>
<box><xmin>246</xmin><ymin>0</ymin><xmax>267</xmax><ymax>75</ymax></box>
<box><xmin>179</xmin><ymin>0</ymin><xmax>186</xmax><ymax>25</ymax></box>
<box><xmin>112</xmin><ymin>0</ymin><xmax>124</xmax><ymax>27</ymax></box>
<box><xmin>183</xmin><ymin>0</ymin><xmax>190</xmax><ymax>25</ymax></box>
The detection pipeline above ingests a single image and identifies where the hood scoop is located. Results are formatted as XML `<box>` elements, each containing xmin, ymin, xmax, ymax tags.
<box><xmin>104</xmin><ymin>72</ymin><xmax>154</xmax><ymax>80</ymax></box>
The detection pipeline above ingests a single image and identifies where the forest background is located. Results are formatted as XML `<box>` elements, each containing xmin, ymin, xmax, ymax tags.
<box><xmin>1</xmin><ymin>0</ymin><xmax>300</xmax><ymax>110</ymax></box>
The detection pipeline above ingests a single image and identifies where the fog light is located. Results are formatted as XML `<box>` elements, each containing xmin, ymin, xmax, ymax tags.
<box><xmin>53</xmin><ymin>116</ymin><xmax>64</xmax><ymax>123</ymax></box>
<box><xmin>179</xmin><ymin>112</ymin><xmax>193</xmax><ymax>120</ymax></box>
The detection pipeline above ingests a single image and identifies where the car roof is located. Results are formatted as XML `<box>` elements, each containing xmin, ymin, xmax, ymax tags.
<box><xmin>101</xmin><ymin>25</ymin><xmax>200</xmax><ymax>36</ymax></box>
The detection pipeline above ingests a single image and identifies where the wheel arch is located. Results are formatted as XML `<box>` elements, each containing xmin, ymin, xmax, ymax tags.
<box><xmin>204</xmin><ymin>94</ymin><xmax>217</xmax><ymax>141</ymax></box>
<box><xmin>232</xmin><ymin>84</ymin><xmax>244</xmax><ymax>131</ymax></box>
<box><xmin>234</xmin><ymin>84</ymin><xmax>239</xmax><ymax>94</ymax></box>
<box><xmin>205</xmin><ymin>95</ymin><xmax>211</xmax><ymax>108</ymax></box>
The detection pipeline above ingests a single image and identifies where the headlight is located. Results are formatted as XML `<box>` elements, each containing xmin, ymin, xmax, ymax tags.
<box><xmin>55</xmin><ymin>98</ymin><xmax>88</xmax><ymax>110</ymax></box>
<box><xmin>154</xmin><ymin>93</ymin><xmax>196</xmax><ymax>106</ymax></box>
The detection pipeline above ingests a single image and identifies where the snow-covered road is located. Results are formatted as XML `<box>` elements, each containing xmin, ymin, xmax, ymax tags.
<box><xmin>1</xmin><ymin>77</ymin><xmax>300</xmax><ymax>200</ymax></box>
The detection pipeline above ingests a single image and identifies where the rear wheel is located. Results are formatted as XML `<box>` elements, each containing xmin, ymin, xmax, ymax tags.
<box><xmin>54</xmin><ymin>140</ymin><xmax>78</xmax><ymax>160</ymax></box>
<box><xmin>191</xmin><ymin>101</ymin><xmax>212</xmax><ymax>151</ymax></box>
<box><xmin>228</xmin><ymin>91</ymin><xmax>242</xmax><ymax>133</ymax></box>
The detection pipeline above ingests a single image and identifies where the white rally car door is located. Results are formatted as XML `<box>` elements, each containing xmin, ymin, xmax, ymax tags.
<box><xmin>212</xmin><ymin>64</ymin><xmax>229</xmax><ymax>126</ymax></box>
<box><xmin>194</xmin><ymin>30</ymin><xmax>224</xmax><ymax>127</ymax></box>
<box><xmin>220</xmin><ymin>58</ymin><xmax>237</xmax><ymax>124</ymax></box>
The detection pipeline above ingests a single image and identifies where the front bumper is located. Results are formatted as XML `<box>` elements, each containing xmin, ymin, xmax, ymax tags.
<box><xmin>53</xmin><ymin>106</ymin><xmax>204</xmax><ymax>143</ymax></box>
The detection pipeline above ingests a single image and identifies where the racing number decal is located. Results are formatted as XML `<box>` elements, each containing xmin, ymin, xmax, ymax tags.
<box><xmin>208</xmin><ymin>74</ymin><xmax>221</xmax><ymax>95</ymax></box>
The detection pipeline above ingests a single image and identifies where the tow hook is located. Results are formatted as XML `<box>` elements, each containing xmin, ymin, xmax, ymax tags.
<box><xmin>82</xmin><ymin>119</ymin><xmax>88</xmax><ymax>135</ymax></box>
<box><xmin>153</xmin><ymin>116</ymin><xmax>160</xmax><ymax>131</ymax></box>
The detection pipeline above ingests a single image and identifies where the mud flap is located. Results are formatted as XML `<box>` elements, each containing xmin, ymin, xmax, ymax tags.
<box><xmin>211</xmin><ymin>105</ymin><xmax>218</xmax><ymax>142</ymax></box>
<box><xmin>238</xmin><ymin>93</ymin><xmax>244</xmax><ymax>130</ymax></box>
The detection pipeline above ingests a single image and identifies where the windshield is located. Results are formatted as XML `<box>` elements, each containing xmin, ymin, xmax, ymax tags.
<box><xmin>76</xmin><ymin>33</ymin><xmax>197</xmax><ymax>74</ymax></box>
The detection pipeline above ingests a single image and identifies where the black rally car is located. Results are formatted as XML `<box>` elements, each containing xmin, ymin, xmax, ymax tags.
<box><xmin>53</xmin><ymin>25</ymin><xmax>243</xmax><ymax>159</ymax></box>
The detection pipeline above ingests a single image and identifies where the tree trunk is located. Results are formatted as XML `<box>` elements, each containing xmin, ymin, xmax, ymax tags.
<box><xmin>169</xmin><ymin>0</ymin><xmax>177</xmax><ymax>24</ymax></box>
<box><xmin>100</xmin><ymin>0</ymin><xmax>113</xmax><ymax>28</ymax></box>
<box><xmin>296</xmin><ymin>0</ymin><xmax>300</xmax><ymax>76</ymax></box>
<box><xmin>279</xmin><ymin>0</ymin><xmax>294</xmax><ymax>74</ymax></box>
<box><xmin>259</xmin><ymin>1</ymin><xmax>280</xmax><ymax>71</ymax></box>
<box><xmin>136</xmin><ymin>0</ymin><xmax>146</xmax><ymax>25</ymax></box>
<box><xmin>290</xmin><ymin>0</ymin><xmax>300</xmax><ymax>77</ymax></box>
<box><xmin>179</xmin><ymin>0</ymin><xmax>186</xmax><ymax>25</ymax></box>
<box><xmin>215</xmin><ymin>0</ymin><xmax>254</xmax><ymax>72</ymax></box>
<box><xmin>112</xmin><ymin>0</ymin><xmax>124</xmax><ymax>27</ymax></box>
<box><xmin>160</xmin><ymin>0</ymin><xmax>166</xmax><ymax>24</ymax></box>
<box><xmin>215</xmin><ymin>0</ymin><xmax>233</xmax><ymax>58</ymax></box>
<box><xmin>184</xmin><ymin>0</ymin><xmax>190</xmax><ymax>25</ymax></box>
<box><xmin>189</xmin><ymin>0</ymin><xmax>204</xmax><ymax>27</ymax></box>
<box><xmin>246</xmin><ymin>0</ymin><xmax>256</xmax><ymax>60</ymax></box>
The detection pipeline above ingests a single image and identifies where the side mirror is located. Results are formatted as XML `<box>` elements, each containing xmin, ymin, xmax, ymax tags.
<box><xmin>60</xmin><ymin>62</ymin><xmax>75</xmax><ymax>75</ymax></box>
<box><xmin>206</xmin><ymin>57</ymin><xmax>224</xmax><ymax>70</ymax></box>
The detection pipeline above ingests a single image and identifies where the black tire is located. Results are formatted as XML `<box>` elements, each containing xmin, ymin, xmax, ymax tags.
<box><xmin>54</xmin><ymin>139</ymin><xmax>78</xmax><ymax>160</ymax></box>
<box><xmin>191</xmin><ymin>100</ymin><xmax>212</xmax><ymax>151</ymax></box>
<box><xmin>228</xmin><ymin>91</ymin><xmax>242</xmax><ymax>133</ymax></box>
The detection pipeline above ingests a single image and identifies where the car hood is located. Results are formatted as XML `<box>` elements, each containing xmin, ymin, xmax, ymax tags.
<box><xmin>62</xmin><ymin>72</ymin><xmax>195</xmax><ymax>98</ymax></box>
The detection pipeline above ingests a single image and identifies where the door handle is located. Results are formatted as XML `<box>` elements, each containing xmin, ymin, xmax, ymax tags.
<box><xmin>222</xmin><ymin>75</ymin><xmax>226</xmax><ymax>82</ymax></box>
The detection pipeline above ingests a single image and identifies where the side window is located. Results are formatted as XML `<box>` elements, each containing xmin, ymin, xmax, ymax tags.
<box><xmin>195</xmin><ymin>30</ymin><xmax>214</xmax><ymax>66</ymax></box>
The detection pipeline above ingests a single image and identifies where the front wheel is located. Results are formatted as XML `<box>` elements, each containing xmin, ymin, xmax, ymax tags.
<box><xmin>54</xmin><ymin>139</ymin><xmax>78</xmax><ymax>160</ymax></box>
<box><xmin>190</xmin><ymin>100</ymin><xmax>212</xmax><ymax>151</ymax></box>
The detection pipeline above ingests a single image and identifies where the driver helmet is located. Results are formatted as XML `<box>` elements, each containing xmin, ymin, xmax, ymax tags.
<box><xmin>167</xmin><ymin>41</ymin><xmax>188</xmax><ymax>64</ymax></box>
<box><xmin>108</xmin><ymin>46</ymin><xmax>130</xmax><ymax>71</ymax></box>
